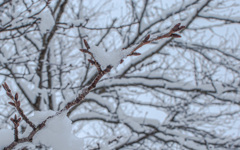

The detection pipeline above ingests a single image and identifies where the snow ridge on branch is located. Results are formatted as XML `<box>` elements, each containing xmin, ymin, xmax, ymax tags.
<box><xmin>1</xmin><ymin>23</ymin><xmax>185</xmax><ymax>150</ymax></box>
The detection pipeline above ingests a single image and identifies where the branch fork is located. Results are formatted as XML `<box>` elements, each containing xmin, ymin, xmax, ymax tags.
<box><xmin>2</xmin><ymin>83</ymin><xmax>36</xmax><ymax>130</ymax></box>
<box><xmin>2</xmin><ymin>23</ymin><xmax>185</xmax><ymax>149</ymax></box>
<box><xmin>122</xmin><ymin>23</ymin><xmax>185</xmax><ymax>63</ymax></box>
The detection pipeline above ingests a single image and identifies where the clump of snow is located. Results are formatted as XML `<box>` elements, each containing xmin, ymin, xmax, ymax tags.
<box><xmin>21</xmin><ymin>111</ymin><xmax>83</xmax><ymax>150</ymax></box>
<box><xmin>32</xmin><ymin>111</ymin><xmax>83</xmax><ymax>150</ymax></box>
<box><xmin>13</xmin><ymin>142</ymin><xmax>36</xmax><ymax>150</ymax></box>
<box><xmin>89</xmin><ymin>45</ymin><xmax>135</xmax><ymax>69</ymax></box>
<box><xmin>21</xmin><ymin>111</ymin><xmax>56</xmax><ymax>138</ymax></box>
<box><xmin>37</xmin><ymin>10</ymin><xmax>55</xmax><ymax>34</ymax></box>
<box><xmin>0</xmin><ymin>129</ymin><xmax>14</xmax><ymax>149</ymax></box>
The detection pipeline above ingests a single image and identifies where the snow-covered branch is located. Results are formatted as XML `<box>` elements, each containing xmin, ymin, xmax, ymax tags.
<box><xmin>1</xmin><ymin>22</ymin><xmax>184</xmax><ymax>149</ymax></box>
<box><xmin>1</xmin><ymin>0</ymin><xmax>240</xmax><ymax>149</ymax></box>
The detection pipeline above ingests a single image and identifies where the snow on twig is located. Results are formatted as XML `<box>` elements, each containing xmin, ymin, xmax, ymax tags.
<box><xmin>1</xmin><ymin>23</ymin><xmax>185</xmax><ymax>149</ymax></box>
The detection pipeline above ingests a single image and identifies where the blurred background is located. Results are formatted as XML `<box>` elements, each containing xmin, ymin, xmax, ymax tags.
<box><xmin>0</xmin><ymin>0</ymin><xmax>240</xmax><ymax>149</ymax></box>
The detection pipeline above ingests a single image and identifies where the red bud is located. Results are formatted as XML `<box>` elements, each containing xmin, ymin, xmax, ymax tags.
<box><xmin>15</xmin><ymin>93</ymin><xmax>18</xmax><ymax>101</ymax></box>
<box><xmin>131</xmin><ymin>52</ymin><xmax>141</xmax><ymax>56</ymax></box>
<box><xmin>143</xmin><ymin>35</ymin><xmax>150</xmax><ymax>42</ymax></box>
<box><xmin>171</xmin><ymin>34</ymin><xmax>181</xmax><ymax>38</ymax></box>
<box><xmin>88</xmin><ymin>59</ymin><xmax>95</xmax><ymax>65</ymax></box>
<box><xmin>172</xmin><ymin>23</ymin><xmax>181</xmax><ymax>32</ymax></box>
<box><xmin>83</xmin><ymin>39</ymin><xmax>90</xmax><ymax>49</ymax></box>
<box><xmin>80</xmin><ymin>49</ymin><xmax>89</xmax><ymax>53</ymax></box>
<box><xmin>8</xmin><ymin>102</ymin><xmax>15</xmax><ymax>106</ymax></box>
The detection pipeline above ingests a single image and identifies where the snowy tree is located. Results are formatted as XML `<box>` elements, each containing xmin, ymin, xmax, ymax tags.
<box><xmin>0</xmin><ymin>0</ymin><xmax>240</xmax><ymax>149</ymax></box>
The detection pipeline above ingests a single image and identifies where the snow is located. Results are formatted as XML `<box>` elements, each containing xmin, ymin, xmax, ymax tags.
<box><xmin>71</xmin><ymin>112</ymin><xmax>115</xmax><ymax>122</ymax></box>
<box><xmin>0</xmin><ymin>0</ymin><xmax>239</xmax><ymax>149</ymax></box>
<box><xmin>199</xmin><ymin>12</ymin><xmax>240</xmax><ymax>22</ymax></box>
<box><xmin>0</xmin><ymin>129</ymin><xmax>14</xmax><ymax>149</ymax></box>
<box><xmin>25</xmin><ymin>34</ymin><xmax>42</xmax><ymax>49</ymax></box>
<box><xmin>13</xmin><ymin>143</ymin><xmax>36</xmax><ymax>150</ymax></box>
<box><xmin>117</xmin><ymin>107</ymin><xmax>144</xmax><ymax>132</ymax></box>
<box><xmin>33</xmin><ymin>112</ymin><xmax>83</xmax><ymax>150</ymax></box>
<box><xmin>89</xmin><ymin>45</ymin><xmax>135</xmax><ymax>69</ymax></box>
<box><xmin>37</xmin><ymin>10</ymin><xmax>55</xmax><ymax>34</ymax></box>
<box><xmin>0</xmin><ymin>14</ymin><xmax>11</xmax><ymax>25</ymax></box>
<box><xmin>68</xmin><ymin>19</ymin><xmax>84</xmax><ymax>27</ymax></box>
<box><xmin>97</xmin><ymin>76</ymin><xmax>216</xmax><ymax>94</ymax></box>
<box><xmin>21</xmin><ymin>111</ymin><xmax>83</xmax><ymax>150</ymax></box>
<box><xmin>86</xmin><ymin>93</ymin><xmax>115</xmax><ymax>113</ymax></box>
<box><xmin>18</xmin><ymin>81</ymin><xmax>36</xmax><ymax>103</ymax></box>
<box><xmin>0</xmin><ymin>53</ymin><xmax>8</xmax><ymax>65</ymax></box>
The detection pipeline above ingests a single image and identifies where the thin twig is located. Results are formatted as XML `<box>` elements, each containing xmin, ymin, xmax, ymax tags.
<box><xmin>2</xmin><ymin>83</ymin><xmax>36</xmax><ymax>129</ymax></box>
<box><xmin>2</xmin><ymin>23</ymin><xmax>184</xmax><ymax>150</ymax></box>
<box><xmin>10</xmin><ymin>114</ymin><xmax>21</xmax><ymax>142</ymax></box>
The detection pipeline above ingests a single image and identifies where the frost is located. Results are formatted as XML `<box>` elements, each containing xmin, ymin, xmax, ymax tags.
<box><xmin>89</xmin><ymin>45</ymin><xmax>135</xmax><ymax>69</ymax></box>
